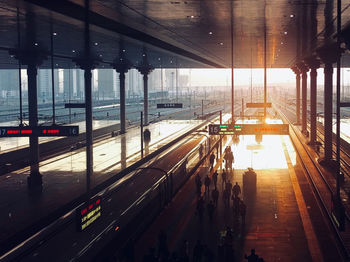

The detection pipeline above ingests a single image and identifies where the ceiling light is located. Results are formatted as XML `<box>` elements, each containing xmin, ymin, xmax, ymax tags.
<box><xmin>281</xmin><ymin>42</ymin><xmax>283</xmax><ymax>44</ymax></box>
<box><xmin>143</xmin><ymin>54</ymin><xmax>146</xmax><ymax>57</ymax></box>
<box><xmin>170</xmin><ymin>61</ymin><xmax>173</xmax><ymax>63</ymax></box>
<box><xmin>94</xmin><ymin>42</ymin><xmax>98</xmax><ymax>46</ymax></box>
<box><xmin>72</xmin><ymin>50</ymin><xmax>75</xmax><ymax>53</ymax></box>
<box><xmin>122</xmin><ymin>49</ymin><xmax>126</xmax><ymax>52</ymax></box>
<box><xmin>99</xmin><ymin>54</ymin><xmax>102</xmax><ymax>57</ymax></box>
<box><xmin>219</xmin><ymin>42</ymin><xmax>224</xmax><ymax>45</ymax></box>
<box><xmin>190</xmin><ymin>15</ymin><xmax>195</xmax><ymax>18</ymax></box>
<box><xmin>290</xmin><ymin>14</ymin><xmax>294</xmax><ymax>18</ymax></box>
<box><xmin>158</xmin><ymin>58</ymin><xmax>161</xmax><ymax>60</ymax></box>
<box><xmin>34</xmin><ymin>43</ymin><xmax>38</xmax><ymax>46</ymax></box>
<box><xmin>284</xmin><ymin>31</ymin><xmax>288</xmax><ymax>35</ymax></box>
<box><xmin>209</xmin><ymin>31</ymin><xmax>213</xmax><ymax>35</ymax></box>
<box><xmin>53</xmin><ymin>32</ymin><xmax>57</xmax><ymax>36</ymax></box>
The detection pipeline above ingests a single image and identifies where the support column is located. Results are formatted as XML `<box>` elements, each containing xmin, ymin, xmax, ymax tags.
<box><xmin>304</xmin><ymin>56</ymin><xmax>320</xmax><ymax>145</ymax></box>
<box><xmin>137</xmin><ymin>52</ymin><xmax>153</xmax><ymax>126</ymax></box>
<box><xmin>113</xmin><ymin>49</ymin><xmax>132</xmax><ymax>134</ymax></box>
<box><xmin>297</xmin><ymin>62</ymin><xmax>309</xmax><ymax>135</ymax></box>
<box><xmin>143</xmin><ymin>74</ymin><xmax>149</xmax><ymax>125</ymax></box>
<box><xmin>119</xmin><ymin>72</ymin><xmax>126</xmax><ymax>133</ymax></box>
<box><xmin>317</xmin><ymin>43</ymin><xmax>342</xmax><ymax>163</ymax></box>
<box><xmin>10</xmin><ymin>47</ymin><xmax>47</xmax><ymax>189</ymax></box>
<box><xmin>291</xmin><ymin>66</ymin><xmax>301</xmax><ymax>124</ymax></box>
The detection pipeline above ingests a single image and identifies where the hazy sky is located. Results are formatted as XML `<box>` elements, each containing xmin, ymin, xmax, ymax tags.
<box><xmin>181</xmin><ymin>68</ymin><xmax>350</xmax><ymax>87</ymax></box>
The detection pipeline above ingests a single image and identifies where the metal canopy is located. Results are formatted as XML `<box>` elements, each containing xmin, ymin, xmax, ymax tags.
<box><xmin>0</xmin><ymin>0</ymin><xmax>350</xmax><ymax>69</ymax></box>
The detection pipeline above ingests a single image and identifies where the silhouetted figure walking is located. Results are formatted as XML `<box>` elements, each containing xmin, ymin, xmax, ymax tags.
<box><xmin>157</xmin><ymin>230</ymin><xmax>168</xmax><ymax>259</ymax></box>
<box><xmin>212</xmin><ymin>171</ymin><xmax>218</xmax><ymax>189</ymax></box>
<box><xmin>222</xmin><ymin>169</ymin><xmax>227</xmax><ymax>187</ymax></box>
<box><xmin>193</xmin><ymin>240</ymin><xmax>203</xmax><ymax>262</ymax></box>
<box><xmin>225</xmin><ymin>180</ymin><xmax>232</xmax><ymax>200</ymax></box>
<box><xmin>223</xmin><ymin>189</ymin><xmax>230</xmax><ymax>208</ymax></box>
<box><xmin>211</xmin><ymin>188</ymin><xmax>219</xmax><ymax>207</ymax></box>
<box><xmin>195</xmin><ymin>174</ymin><xmax>202</xmax><ymax>197</ymax></box>
<box><xmin>196</xmin><ymin>197</ymin><xmax>205</xmax><ymax>221</ymax></box>
<box><xmin>240</xmin><ymin>200</ymin><xmax>247</xmax><ymax>225</ymax></box>
<box><xmin>207</xmin><ymin>200</ymin><xmax>215</xmax><ymax>221</ymax></box>
<box><xmin>232</xmin><ymin>196</ymin><xmax>240</xmax><ymax>217</ymax></box>
<box><xmin>232</xmin><ymin>182</ymin><xmax>241</xmax><ymax>198</ymax></box>
<box><xmin>143</xmin><ymin>248</ymin><xmax>157</xmax><ymax>262</ymax></box>
<box><xmin>204</xmin><ymin>175</ymin><xmax>211</xmax><ymax>195</ymax></box>
<box><xmin>245</xmin><ymin>249</ymin><xmax>259</xmax><ymax>262</ymax></box>
<box><xmin>209</xmin><ymin>153</ymin><xmax>215</xmax><ymax>169</ymax></box>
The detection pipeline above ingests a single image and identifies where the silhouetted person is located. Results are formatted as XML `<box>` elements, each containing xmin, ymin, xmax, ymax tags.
<box><xmin>212</xmin><ymin>171</ymin><xmax>218</xmax><ymax>189</ymax></box>
<box><xmin>209</xmin><ymin>153</ymin><xmax>215</xmax><ymax>169</ymax></box>
<box><xmin>232</xmin><ymin>196</ymin><xmax>240</xmax><ymax>217</ymax></box>
<box><xmin>193</xmin><ymin>240</ymin><xmax>203</xmax><ymax>262</ymax></box>
<box><xmin>222</xmin><ymin>169</ymin><xmax>227</xmax><ymax>186</ymax></box>
<box><xmin>157</xmin><ymin>230</ymin><xmax>168</xmax><ymax>259</ymax></box>
<box><xmin>204</xmin><ymin>175</ymin><xmax>211</xmax><ymax>195</ymax></box>
<box><xmin>225</xmin><ymin>180</ymin><xmax>232</xmax><ymax>200</ymax></box>
<box><xmin>196</xmin><ymin>197</ymin><xmax>205</xmax><ymax>221</ymax></box>
<box><xmin>223</xmin><ymin>189</ymin><xmax>230</xmax><ymax>208</ymax></box>
<box><xmin>195</xmin><ymin>174</ymin><xmax>202</xmax><ymax>197</ymax></box>
<box><xmin>245</xmin><ymin>249</ymin><xmax>259</xmax><ymax>262</ymax></box>
<box><xmin>179</xmin><ymin>240</ymin><xmax>189</xmax><ymax>262</ymax></box>
<box><xmin>211</xmin><ymin>188</ymin><xmax>219</xmax><ymax>207</ymax></box>
<box><xmin>240</xmin><ymin>200</ymin><xmax>247</xmax><ymax>225</ymax></box>
<box><xmin>207</xmin><ymin>200</ymin><xmax>214</xmax><ymax>221</ymax></box>
<box><xmin>143</xmin><ymin>248</ymin><xmax>157</xmax><ymax>262</ymax></box>
<box><xmin>144</xmin><ymin>129</ymin><xmax>151</xmax><ymax>143</ymax></box>
<box><xmin>232</xmin><ymin>182</ymin><xmax>241</xmax><ymax>198</ymax></box>
<box><xmin>199</xmin><ymin>144</ymin><xmax>203</xmax><ymax>158</ymax></box>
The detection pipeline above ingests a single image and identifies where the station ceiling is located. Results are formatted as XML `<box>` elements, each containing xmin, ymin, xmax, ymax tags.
<box><xmin>0</xmin><ymin>0</ymin><xmax>350</xmax><ymax>69</ymax></box>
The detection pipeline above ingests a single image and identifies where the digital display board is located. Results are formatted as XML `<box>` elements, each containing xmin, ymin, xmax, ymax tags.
<box><xmin>0</xmin><ymin>126</ymin><xmax>79</xmax><ymax>137</ymax></box>
<box><xmin>77</xmin><ymin>198</ymin><xmax>102</xmax><ymax>231</ymax></box>
<box><xmin>208</xmin><ymin>124</ymin><xmax>242</xmax><ymax>135</ymax></box>
<box><xmin>209</xmin><ymin>124</ymin><xmax>289</xmax><ymax>135</ymax></box>
<box><xmin>157</xmin><ymin>103</ymin><xmax>183</xmax><ymax>109</ymax></box>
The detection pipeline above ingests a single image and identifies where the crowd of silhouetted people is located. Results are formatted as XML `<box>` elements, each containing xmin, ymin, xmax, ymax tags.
<box><xmin>136</xmin><ymin>145</ymin><xmax>264</xmax><ymax>262</ymax></box>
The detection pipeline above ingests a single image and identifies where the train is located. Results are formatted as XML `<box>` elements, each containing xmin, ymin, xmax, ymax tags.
<box><xmin>2</xmin><ymin>115</ymin><xmax>228</xmax><ymax>262</ymax></box>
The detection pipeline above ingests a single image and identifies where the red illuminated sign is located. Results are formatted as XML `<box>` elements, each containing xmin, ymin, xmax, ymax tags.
<box><xmin>0</xmin><ymin>126</ymin><xmax>79</xmax><ymax>137</ymax></box>
<box><xmin>77</xmin><ymin>198</ymin><xmax>102</xmax><ymax>231</ymax></box>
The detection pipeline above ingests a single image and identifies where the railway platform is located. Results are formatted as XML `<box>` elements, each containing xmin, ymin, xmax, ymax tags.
<box><xmin>134</xmin><ymin>133</ymin><xmax>343</xmax><ymax>262</ymax></box>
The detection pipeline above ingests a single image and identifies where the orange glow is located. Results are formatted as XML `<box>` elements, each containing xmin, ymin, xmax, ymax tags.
<box><xmin>115</xmin><ymin>226</ymin><xmax>120</xmax><ymax>231</ymax></box>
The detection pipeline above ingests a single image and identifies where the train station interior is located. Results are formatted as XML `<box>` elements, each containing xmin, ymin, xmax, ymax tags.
<box><xmin>1</xmin><ymin>0</ymin><xmax>350</xmax><ymax>261</ymax></box>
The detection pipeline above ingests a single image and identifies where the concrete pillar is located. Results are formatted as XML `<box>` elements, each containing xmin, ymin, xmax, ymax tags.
<box><xmin>84</xmin><ymin>67</ymin><xmax>93</xmax><ymax>181</ymax></box>
<box><xmin>304</xmin><ymin>56</ymin><xmax>320</xmax><ymax>145</ymax></box>
<box><xmin>119</xmin><ymin>72</ymin><xmax>126</xmax><ymax>133</ymax></box>
<box><xmin>297</xmin><ymin>63</ymin><xmax>309</xmax><ymax>134</ymax></box>
<box><xmin>137</xmin><ymin>52</ymin><xmax>153</xmax><ymax>126</ymax></box>
<box><xmin>113</xmin><ymin>54</ymin><xmax>131</xmax><ymax>134</ymax></box>
<box><xmin>27</xmin><ymin>64</ymin><xmax>41</xmax><ymax>187</ymax></box>
<box><xmin>9</xmin><ymin>46</ymin><xmax>47</xmax><ymax>189</ymax></box>
<box><xmin>143</xmin><ymin>74</ymin><xmax>149</xmax><ymax>126</ymax></box>
<box><xmin>317</xmin><ymin>43</ymin><xmax>341</xmax><ymax>162</ymax></box>
<box><xmin>291</xmin><ymin>66</ymin><xmax>301</xmax><ymax>124</ymax></box>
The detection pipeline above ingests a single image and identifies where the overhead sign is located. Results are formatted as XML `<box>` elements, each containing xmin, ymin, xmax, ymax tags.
<box><xmin>0</xmin><ymin>126</ymin><xmax>79</xmax><ymax>137</ymax></box>
<box><xmin>208</xmin><ymin>124</ymin><xmax>289</xmax><ymax>135</ymax></box>
<box><xmin>209</xmin><ymin>124</ymin><xmax>242</xmax><ymax>135</ymax></box>
<box><xmin>65</xmin><ymin>103</ymin><xmax>85</xmax><ymax>108</ymax></box>
<box><xmin>157</xmin><ymin>103</ymin><xmax>183</xmax><ymax>109</ymax></box>
<box><xmin>77</xmin><ymin>198</ymin><xmax>102</xmax><ymax>231</ymax></box>
<box><xmin>246</xmin><ymin>102</ymin><xmax>272</xmax><ymax>108</ymax></box>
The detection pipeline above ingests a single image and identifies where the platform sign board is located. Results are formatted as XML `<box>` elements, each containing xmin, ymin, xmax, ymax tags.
<box><xmin>208</xmin><ymin>124</ymin><xmax>242</xmax><ymax>135</ymax></box>
<box><xmin>0</xmin><ymin>126</ymin><xmax>79</xmax><ymax>137</ymax></box>
<box><xmin>241</xmin><ymin>124</ymin><xmax>289</xmax><ymax>135</ymax></box>
<box><xmin>157</xmin><ymin>103</ymin><xmax>183</xmax><ymax>109</ymax></box>
<box><xmin>76</xmin><ymin>198</ymin><xmax>102</xmax><ymax>231</ymax></box>
<box><xmin>209</xmin><ymin>124</ymin><xmax>289</xmax><ymax>135</ymax></box>
<box><xmin>246</xmin><ymin>102</ymin><xmax>272</xmax><ymax>108</ymax></box>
